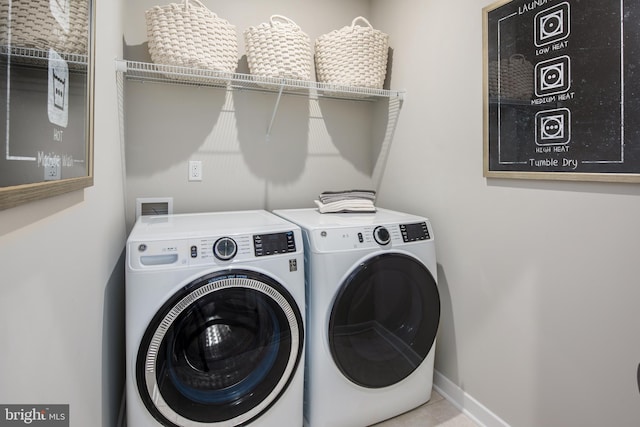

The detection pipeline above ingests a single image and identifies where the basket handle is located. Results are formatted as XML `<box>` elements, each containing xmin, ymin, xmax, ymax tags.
<box><xmin>270</xmin><ymin>14</ymin><xmax>300</xmax><ymax>28</ymax></box>
<box><xmin>351</xmin><ymin>16</ymin><xmax>373</xmax><ymax>29</ymax></box>
<box><xmin>183</xmin><ymin>0</ymin><xmax>211</xmax><ymax>11</ymax></box>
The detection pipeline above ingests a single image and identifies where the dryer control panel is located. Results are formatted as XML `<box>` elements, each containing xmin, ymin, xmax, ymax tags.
<box><xmin>310</xmin><ymin>221</ymin><xmax>432</xmax><ymax>253</ymax></box>
<box><xmin>400</xmin><ymin>222</ymin><xmax>431</xmax><ymax>242</ymax></box>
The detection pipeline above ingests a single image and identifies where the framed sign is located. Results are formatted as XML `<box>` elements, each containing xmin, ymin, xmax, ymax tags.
<box><xmin>0</xmin><ymin>0</ymin><xmax>95</xmax><ymax>210</ymax></box>
<box><xmin>483</xmin><ymin>0</ymin><xmax>640</xmax><ymax>182</ymax></box>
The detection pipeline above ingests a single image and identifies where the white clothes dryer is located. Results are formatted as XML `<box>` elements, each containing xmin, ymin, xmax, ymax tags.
<box><xmin>125</xmin><ymin>210</ymin><xmax>305</xmax><ymax>427</ymax></box>
<box><xmin>273</xmin><ymin>208</ymin><xmax>440</xmax><ymax>427</ymax></box>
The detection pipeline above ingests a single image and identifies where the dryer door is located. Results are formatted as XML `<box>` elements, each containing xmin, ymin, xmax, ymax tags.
<box><xmin>329</xmin><ymin>253</ymin><xmax>439</xmax><ymax>388</ymax></box>
<box><xmin>136</xmin><ymin>270</ymin><xmax>304</xmax><ymax>426</ymax></box>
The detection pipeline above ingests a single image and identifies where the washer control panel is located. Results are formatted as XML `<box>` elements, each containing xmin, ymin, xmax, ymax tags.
<box><xmin>254</xmin><ymin>231</ymin><xmax>297</xmax><ymax>257</ymax></box>
<box><xmin>129</xmin><ymin>230</ymin><xmax>299</xmax><ymax>269</ymax></box>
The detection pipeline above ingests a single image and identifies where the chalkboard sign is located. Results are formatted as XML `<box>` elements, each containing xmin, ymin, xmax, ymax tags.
<box><xmin>0</xmin><ymin>56</ymin><xmax>89</xmax><ymax>185</ymax></box>
<box><xmin>483</xmin><ymin>0</ymin><xmax>640</xmax><ymax>182</ymax></box>
<box><xmin>0</xmin><ymin>0</ymin><xmax>95</xmax><ymax>210</ymax></box>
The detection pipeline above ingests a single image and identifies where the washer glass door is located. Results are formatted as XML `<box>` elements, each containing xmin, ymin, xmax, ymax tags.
<box><xmin>329</xmin><ymin>253</ymin><xmax>439</xmax><ymax>388</ymax></box>
<box><xmin>137</xmin><ymin>270</ymin><xmax>303</xmax><ymax>426</ymax></box>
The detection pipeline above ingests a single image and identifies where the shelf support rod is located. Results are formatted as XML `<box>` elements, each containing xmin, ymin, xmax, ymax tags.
<box><xmin>266</xmin><ymin>81</ymin><xmax>285</xmax><ymax>140</ymax></box>
<box><xmin>372</xmin><ymin>95</ymin><xmax>403</xmax><ymax>191</ymax></box>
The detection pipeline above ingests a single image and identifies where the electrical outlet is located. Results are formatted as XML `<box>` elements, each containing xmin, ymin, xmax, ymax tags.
<box><xmin>189</xmin><ymin>160</ymin><xmax>202</xmax><ymax>181</ymax></box>
<box><xmin>44</xmin><ymin>162</ymin><xmax>61</xmax><ymax>181</ymax></box>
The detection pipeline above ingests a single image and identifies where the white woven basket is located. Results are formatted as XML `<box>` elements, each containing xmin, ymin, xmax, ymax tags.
<box><xmin>315</xmin><ymin>17</ymin><xmax>389</xmax><ymax>89</ymax></box>
<box><xmin>0</xmin><ymin>0</ymin><xmax>88</xmax><ymax>55</ymax></box>
<box><xmin>145</xmin><ymin>0</ymin><xmax>238</xmax><ymax>75</ymax></box>
<box><xmin>244</xmin><ymin>15</ymin><xmax>313</xmax><ymax>81</ymax></box>
<box><xmin>488</xmin><ymin>54</ymin><xmax>533</xmax><ymax>100</ymax></box>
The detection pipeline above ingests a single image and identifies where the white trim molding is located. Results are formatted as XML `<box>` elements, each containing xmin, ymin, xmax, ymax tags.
<box><xmin>433</xmin><ymin>370</ymin><xmax>511</xmax><ymax>427</ymax></box>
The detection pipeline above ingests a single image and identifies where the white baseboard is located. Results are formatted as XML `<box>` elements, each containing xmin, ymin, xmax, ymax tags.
<box><xmin>433</xmin><ymin>370</ymin><xmax>511</xmax><ymax>427</ymax></box>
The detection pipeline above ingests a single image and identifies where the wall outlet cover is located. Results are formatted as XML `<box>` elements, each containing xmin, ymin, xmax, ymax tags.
<box><xmin>189</xmin><ymin>160</ymin><xmax>202</xmax><ymax>181</ymax></box>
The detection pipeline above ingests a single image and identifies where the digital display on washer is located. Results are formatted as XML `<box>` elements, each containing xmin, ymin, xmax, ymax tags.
<box><xmin>254</xmin><ymin>231</ymin><xmax>296</xmax><ymax>256</ymax></box>
<box><xmin>400</xmin><ymin>222</ymin><xmax>430</xmax><ymax>242</ymax></box>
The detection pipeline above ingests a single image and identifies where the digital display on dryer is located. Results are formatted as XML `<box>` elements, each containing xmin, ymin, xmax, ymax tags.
<box><xmin>254</xmin><ymin>232</ymin><xmax>296</xmax><ymax>256</ymax></box>
<box><xmin>400</xmin><ymin>222</ymin><xmax>430</xmax><ymax>242</ymax></box>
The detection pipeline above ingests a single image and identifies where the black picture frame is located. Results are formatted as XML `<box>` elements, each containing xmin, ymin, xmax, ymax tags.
<box><xmin>483</xmin><ymin>0</ymin><xmax>640</xmax><ymax>182</ymax></box>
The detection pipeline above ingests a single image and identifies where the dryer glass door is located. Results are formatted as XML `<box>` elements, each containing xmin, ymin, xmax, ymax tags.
<box><xmin>137</xmin><ymin>270</ymin><xmax>304</xmax><ymax>426</ymax></box>
<box><xmin>329</xmin><ymin>253</ymin><xmax>439</xmax><ymax>388</ymax></box>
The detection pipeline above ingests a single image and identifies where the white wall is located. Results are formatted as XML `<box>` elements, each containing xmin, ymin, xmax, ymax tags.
<box><xmin>374</xmin><ymin>0</ymin><xmax>640</xmax><ymax>426</ymax></box>
<box><xmin>0</xmin><ymin>1</ymin><xmax>126</xmax><ymax>426</ymax></box>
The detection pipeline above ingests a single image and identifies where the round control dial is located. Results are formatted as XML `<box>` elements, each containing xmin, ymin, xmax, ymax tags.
<box><xmin>213</xmin><ymin>237</ymin><xmax>237</xmax><ymax>261</ymax></box>
<box><xmin>373</xmin><ymin>226</ymin><xmax>391</xmax><ymax>245</ymax></box>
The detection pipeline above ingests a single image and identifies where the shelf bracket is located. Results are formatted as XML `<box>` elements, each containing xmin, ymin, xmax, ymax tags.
<box><xmin>115</xmin><ymin>59</ymin><xmax>128</xmax><ymax>73</ymax></box>
<box><xmin>266</xmin><ymin>81</ymin><xmax>285</xmax><ymax>140</ymax></box>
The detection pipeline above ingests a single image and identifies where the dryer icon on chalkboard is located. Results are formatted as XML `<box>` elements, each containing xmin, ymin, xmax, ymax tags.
<box><xmin>47</xmin><ymin>49</ymin><xmax>69</xmax><ymax>128</ymax></box>
<box><xmin>535</xmin><ymin>2</ymin><xmax>570</xmax><ymax>47</ymax></box>
<box><xmin>535</xmin><ymin>108</ymin><xmax>571</xmax><ymax>146</ymax></box>
<box><xmin>535</xmin><ymin>56</ymin><xmax>571</xmax><ymax>97</ymax></box>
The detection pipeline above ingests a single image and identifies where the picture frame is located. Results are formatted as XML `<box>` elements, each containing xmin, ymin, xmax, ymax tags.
<box><xmin>483</xmin><ymin>0</ymin><xmax>640</xmax><ymax>183</ymax></box>
<box><xmin>0</xmin><ymin>0</ymin><xmax>95</xmax><ymax>210</ymax></box>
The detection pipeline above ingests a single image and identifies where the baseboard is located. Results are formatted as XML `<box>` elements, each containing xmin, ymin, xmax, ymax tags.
<box><xmin>432</xmin><ymin>370</ymin><xmax>511</xmax><ymax>427</ymax></box>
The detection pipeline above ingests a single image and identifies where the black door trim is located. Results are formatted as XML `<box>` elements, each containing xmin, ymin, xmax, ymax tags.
<box><xmin>329</xmin><ymin>253</ymin><xmax>439</xmax><ymax>389</ymax></box>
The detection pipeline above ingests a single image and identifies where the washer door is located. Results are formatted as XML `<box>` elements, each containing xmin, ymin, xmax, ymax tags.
<box><xmin>329</xmin><ymin>253</ymin><xmax>439</xmax><ymax>388</ymax></box>
<box><xmin>136</xmin><ymin>270</ymin><xmax>304</xmax><ymax>426</ymax></box>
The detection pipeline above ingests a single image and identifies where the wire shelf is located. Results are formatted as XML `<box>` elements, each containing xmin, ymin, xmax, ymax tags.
<box><xmin>116</xmin><ymin>60</ymin><xmax>404</xmax><ymax>102</ymax></box>
<box><xmin>0</xmin><ymin>45</ymin><xmax>88</xmax><ymax>66</ymax></box>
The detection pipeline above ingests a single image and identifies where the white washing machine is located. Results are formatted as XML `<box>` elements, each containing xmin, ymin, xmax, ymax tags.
<box><xmin>125</xmin><ymin>210</ymin><xmax>305</xmax><ymax>427</ymax></box>
<box><xmin>273</xmin><ymin>208</ymin><xmax>440</xmax><ymax>427</ymax></box>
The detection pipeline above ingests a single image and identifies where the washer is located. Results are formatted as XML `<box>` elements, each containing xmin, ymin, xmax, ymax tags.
<box><xmin>273</xmin><ymin>208</ymin><xmax>440</xmax><ymax>427</ymax></box>
<box><xmin>125</xmin><ymin>210</ymin><xmax>305</xmax><ymax>427</ymax></box>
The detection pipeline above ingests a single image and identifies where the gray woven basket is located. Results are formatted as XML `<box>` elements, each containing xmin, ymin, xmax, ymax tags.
<box><xmin>244</xmin><ymin>15</ymin><xmax>313</xmax><ymax>81</ymax></box>
<box><xmin>145</xmin><ymin>0</ymin><xmax>238</xmax><ymax>76</ymax></box>
<box><xmin>0</xmin><ymin>0</ymin><xmax>88</xmax><ymax>55</ymax></box>
<box><xmin>315</xmin><ymin>17</ymin><xmax>389</xmax><ymax>89</ymax></box>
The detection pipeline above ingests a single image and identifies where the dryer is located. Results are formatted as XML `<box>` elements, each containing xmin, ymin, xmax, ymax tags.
<box><xmin>273</xmin><ymin>208</ymin><xmax>440</xmax><ymax>427</ymax></box>
<box><xmin>125</xmin><ymin>210</ymin><xmax>305</xmax><ymax>427</ymax></box>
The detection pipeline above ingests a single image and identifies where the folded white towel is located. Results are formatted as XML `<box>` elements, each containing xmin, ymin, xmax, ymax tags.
<box><xmin>314</xmin><ymin>199</ymin><xmax>376</xmax><ymax>213</ymax></box>
<box><xmin>318</xmin><ymin>189</ymin><xmax>376</xmax><ymax>204</ymax></box>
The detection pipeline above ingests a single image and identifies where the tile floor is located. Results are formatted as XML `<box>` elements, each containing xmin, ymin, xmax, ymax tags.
<box><xmin>371</xmin><ymin>390</ymin><xmax>480</xmax><ymax>427</ymax></box>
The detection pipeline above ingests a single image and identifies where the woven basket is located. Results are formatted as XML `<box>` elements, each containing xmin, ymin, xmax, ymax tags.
<box><xmin>244</xmin><ymin>15</ymin><xmax>313</xmax><ymax>81</ymax></box>
<box><xmin>315</xmin><ymin>17</ymin><xmax>389</xmax><ymax>89</ymax></box>
<box><xmin>0</xmin><ymin>0</ymin><xmax>88</xmax><ymax>55</ymax></box>
<box><xmin>488</xmin><ymin>54</ymin><xmax>533</xmax><ymax>100</ymax></box>
<box><xmin>145</xmin><ymin>0</ymin><xmax>238</xmax><ymax>76</ymax></box>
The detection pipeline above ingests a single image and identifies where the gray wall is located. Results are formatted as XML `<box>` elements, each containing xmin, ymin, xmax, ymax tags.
<box><xmin>1</xmin><ymin>1</ymin><xmax>639</xmax><ymax>426</ymax></box>
<box><xmin>122</xmin><ymin>0</ymin><xmax>385</xmax><ymax>227</ymax></box>
<box><xmin>375</xmin><ymin>1</ymin><xmax>640</xmax><ymax>426</ymax></box>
